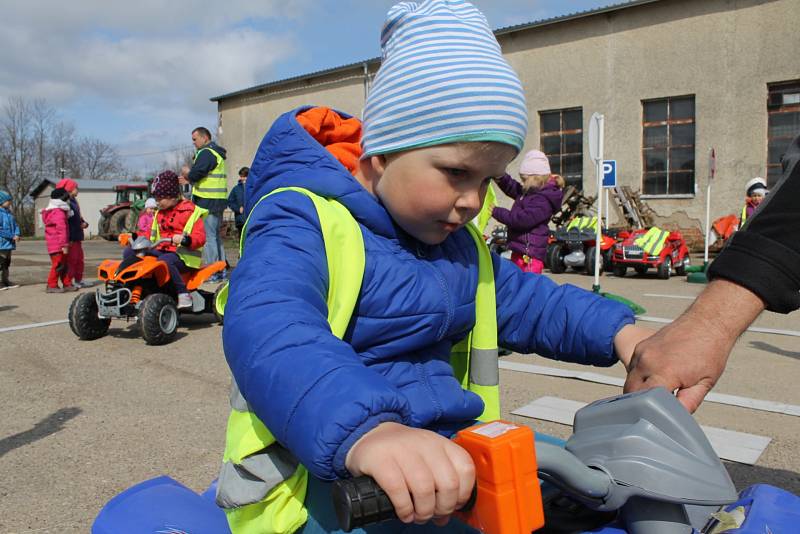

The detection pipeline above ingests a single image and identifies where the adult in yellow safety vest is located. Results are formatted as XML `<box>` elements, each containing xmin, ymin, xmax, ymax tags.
<box><xmin>181</xmin><ymin>126</ymin><xmax>228</xmax><ymax>281</ymax></box>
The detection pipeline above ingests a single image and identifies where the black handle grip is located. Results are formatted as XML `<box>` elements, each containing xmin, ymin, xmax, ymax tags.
<box><xmin>332</xmin><ymin>476</ymin><xmax>478</xmax><ymax>532</ymax></box>
<box><xmin>332</xmin><ymin>476</ymin><xmax>395</xmax><ymax>532</ymax></box>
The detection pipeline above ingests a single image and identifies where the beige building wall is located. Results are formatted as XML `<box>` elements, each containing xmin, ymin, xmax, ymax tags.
<box><xmin>33</xmin><ymin>185</ymin><xmax>117</xmax><ymax>238</ymax></box>
<box><xmin>216</xmin><ymin>0</ymin><xmax>798</xmax><ymax>231</ymax></box>
<box><xmin>217</xmin><ymin>68</ymin><xmax>375</xmax><ymax>191</ymax></box>
<box><xmin>500</xmin><ymin>0</ymin><xmax>798</xmax><ymax>227</ymax></box>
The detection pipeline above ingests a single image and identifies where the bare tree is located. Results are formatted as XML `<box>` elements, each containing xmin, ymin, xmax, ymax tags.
<box><xmin>78</xmin><ymin>137</ymin><xmax>123</xmax><ymax>180</ymax></box>
<box><xmin>0</xmin><ymin>97</ymin><xmax>37</xmax><ymax>233</ymax></box>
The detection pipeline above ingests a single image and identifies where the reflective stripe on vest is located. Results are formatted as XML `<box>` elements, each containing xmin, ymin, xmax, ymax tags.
<box><xmin>567</xmin><ymin>216</ymin><xmax>597</xmax><ymax>231</ymax></box>
<box><xmin>634</xmin><ymin>227</ymin><xmax>669</xmax><ymax>256</ymax></box>
<box><xmin>193</xmin><ymin>147</ymin><xmax>228</xmax><ymax>199</ymax></box>
<box><xmin>215</xmin><ymin>188</ymin><xmax>499</xmax><ymax>533</ymax></box>
<box><xmin>741</xmin><ymin>205</ymin><xmax>748</xmax><ymax>225</ymax></box>
<box><xmin>150</xmin><ymin>205</ymin><xmax>208</xmax><ymax>269</ymax></box>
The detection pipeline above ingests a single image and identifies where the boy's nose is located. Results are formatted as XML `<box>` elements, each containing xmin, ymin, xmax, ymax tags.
<box><xmin>456</xmin><ymin>189</ymin><xmax>483</xmax><ymax>212</ymax></box>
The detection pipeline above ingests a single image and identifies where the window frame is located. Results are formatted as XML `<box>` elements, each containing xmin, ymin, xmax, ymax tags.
<box><xmin>766</xmin><ymin>80</ymin><xmax>800</xmax><ymax>187</ymax></box>
<box><xmin>539</xmin><ymin>107</ymin><xmax>583</xmax><ymax>191</ymax></box>
<box><xmin>641</xmin><ymin>95</ymin><xmax>696</xmax><ymax>197</ymax></box>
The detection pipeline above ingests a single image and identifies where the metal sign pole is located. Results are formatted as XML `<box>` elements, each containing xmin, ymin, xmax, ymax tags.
<box><xmin>590</xmin><ymin>113</ymin><xmax>604</xmax><ymax>292</ymax></box>
<box><xmin>704</xmin><ymin>148</ymin><xmax>715</xmax><ymax>267</ymax></box>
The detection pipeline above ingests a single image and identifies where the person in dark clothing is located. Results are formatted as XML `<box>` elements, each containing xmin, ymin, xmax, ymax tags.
<box><xmin>227</xmin><ymin>166</ymin><xmax>248</xmax><ymax>237</ymax></box>
<box><xmin>180</xmin><ymin>126</ymin><xmax>228</xmax><ymax>281</ymax></box>
<box><xmin>491</xmin><ymin>149</ymin><xmax>565</xmax><ymax>274</ymax></box>
<box><xmin>56</xmin><ymin>178</ymin><xmax>89</xmax><ymax>288</ymax></box>
<box><xmin>625</xmin><ymin>133</ymin><xmax>800</xmax><ymax>413</ymax></box>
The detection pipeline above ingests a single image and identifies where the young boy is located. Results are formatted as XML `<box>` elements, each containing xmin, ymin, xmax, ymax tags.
<box><xmin>0</xmin><ymin>190</ymin><xmax>21</xmax><ymax>290</ymax></box>
<box><xmin>129</xmin><ymin>170</ymin><xmax>206</xmax><ymax>309</ymax></box>
<box><xmin>219</xmin><ymin>1</ymin><xmax>652</xmax><ymax>532</ymax></box>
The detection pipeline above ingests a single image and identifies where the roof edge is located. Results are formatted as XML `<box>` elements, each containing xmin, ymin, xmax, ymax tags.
<box><xmin>210</xmin><ymin>0</ymin><xmax>663</xmax><ymax>103</ymax></box>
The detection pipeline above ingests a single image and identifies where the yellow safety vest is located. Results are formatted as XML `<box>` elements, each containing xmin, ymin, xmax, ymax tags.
<box><xmin>215</xmin><ymin>187</ymin><xmax>500</xmax><ymax>534</ymax></box>
<box><xmin>740</xmin><ymin>205</ymin><xmax>748</xmax><ymax>225</ymax></box>
<box><xmin>193</xmin><ymin>146</ymin><xmax>228</xmax><ymax>200</ymax></box>
<box><xmin>634</xmin><ymin>226</ymin><xmax>669</xmax><ymax>256</ymax></box>
<box><xmin>567</xmin><ymin>216</ymin><xmax>597</xmax><ymax>231</ymax></box>
<box><xmin>150</xmin><ymin>205</ymin><xmax>208</xmax><ymax>269</ymax></box>
<box><xmin>474</xmin><ymin>183</ymin><xmax>497</xmax><ymax>234</ymax></box>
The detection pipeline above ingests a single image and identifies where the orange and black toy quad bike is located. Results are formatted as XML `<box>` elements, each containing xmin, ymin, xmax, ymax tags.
<box><xmin>68</xmin><ymin>234</ymin><xmax>225</xmax><ymax>345</ymax></box>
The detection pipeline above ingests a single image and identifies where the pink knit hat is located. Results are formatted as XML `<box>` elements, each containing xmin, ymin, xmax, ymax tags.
<box><xmin>519</xmin><ymin>150</ymin><xmax>551</xmax><ymax>176</ymax></box>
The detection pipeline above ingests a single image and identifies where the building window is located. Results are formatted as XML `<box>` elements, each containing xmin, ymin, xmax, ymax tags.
<box><xmin>642</xmin><ymin>96</ymin><xmax>695</xmax><ymax>195</ymax></box>
<box><xmin>540</xmin><ymin>108</ymin><xmax>583</xmax><ymax>190</ymax></box>
<box><xmin>767</xmin><ymin>80</ymin><xmax>800</xmax><ymax>187</ymax></box>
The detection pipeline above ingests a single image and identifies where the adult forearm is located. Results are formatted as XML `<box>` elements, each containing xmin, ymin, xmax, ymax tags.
<box><xmin>688</xmin><ymin>279</ymin><xmax>765</xmax><ymax>342</ymax></box>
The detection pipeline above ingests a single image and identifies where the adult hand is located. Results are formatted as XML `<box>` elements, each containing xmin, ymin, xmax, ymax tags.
<box><xmin>624</xmin><ymin>279</ymin><xmax>765</xmax><ymax>413</ymax></box>
<box><xmin>346</xmin><ymin>422</ymin><xmax>475</xmax><ymax>526</ymax></box>
<box><xmin>178</xmin><ymin>175</ymin><xmax>189</xmax><ymax>186</ymax></box>
<box><xmin>180</xmin><ymin>165</ymin><xmax>190</xmax><ymax>177</ymax></box>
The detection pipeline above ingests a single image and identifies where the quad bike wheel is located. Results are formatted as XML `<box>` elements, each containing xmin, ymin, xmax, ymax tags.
<box><xmin>584</xmin><ymin>246</ymin><xmax>603</xmax><ymax>275</ymax></box>
<box><xmin>675</xmin><ymin>258</ymin><xmax>687</xmax><ymax>276</ymax></box>
<box><xmin>612</xmin><ymin>264</ymin><xmax>627</xmax><ymax>278</ymax></box>
<box><xmin>634</xmin><ymin>265</ymin><xmax>649</xmax><ymax>275</ymax></box>
<box><xmin>657</xmin><ymin>256</ymin><xmax>672</xmax><ymax>280</ymax></box>
<box><xmin>139</xmin><ymin>293</ymin><xmax>179</xmax><ymax>345</ymax></box>
<box><xmin>547</xmin><ymin>245</ymin><xmax>566</xmax><ymax>274</ymax></box>
<box><xmin>69</xmin><ymin>292</ymin><xmax>111</xmax><ymax>340</ymax></box>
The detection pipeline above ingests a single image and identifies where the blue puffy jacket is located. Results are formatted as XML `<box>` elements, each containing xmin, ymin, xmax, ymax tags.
<box><xmin>223</xmin><ymin>107</ymin><xmax>635</xmax><ymax>481</ymax></box>
<box><xmin>0</xmin><ymin>206</ymin><xmax>20</xmax><ymax>250</ymax></box>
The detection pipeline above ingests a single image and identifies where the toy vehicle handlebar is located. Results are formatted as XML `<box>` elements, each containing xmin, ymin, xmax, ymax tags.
<box><xmin>331</xmin><ymin>440</ymin><xmax>612</xmax><ymax>532</ymax></box>
<box><xmin>332</xmin><ymin>476</ymin><xmax>478</xmax><ymax>532</ymax></box>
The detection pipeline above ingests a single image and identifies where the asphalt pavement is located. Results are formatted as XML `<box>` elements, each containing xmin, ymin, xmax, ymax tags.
<box><xmin>0</xmin><ymin>238</ymin><xmax>797</xmax><ymax>532</ymax></box>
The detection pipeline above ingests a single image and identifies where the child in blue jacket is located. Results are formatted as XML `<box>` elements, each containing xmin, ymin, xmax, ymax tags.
<box><xmin>0</xmin><ymin>190</ymin><xmax>21</xmax><ymax>290</ymax></box>
<box><xmin>221</xmin><ymin>1</ymin><xmax>653</xmax><ymax>532</ymax></box>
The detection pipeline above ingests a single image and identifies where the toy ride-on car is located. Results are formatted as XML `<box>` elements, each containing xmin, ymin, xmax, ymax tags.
<box><xmin>545</xmin><ymin>216</ymin><xmax>616</xmax><ymax>275</ymax></box>
<box><xmin>68</xmin><ymin>234</ymin><xmax>226</xmax><ymax>345</ymax></box>
<box><xmin>610</xmin><ymin>226</ymin><xmax>690</xmax><ymax>280</ymax></box>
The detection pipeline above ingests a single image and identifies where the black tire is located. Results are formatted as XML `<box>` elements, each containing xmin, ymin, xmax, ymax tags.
<box><xmin>139</xmin><ymin>293</ymin><xmax>179</xmax><ymax>345</ymax></box>
<box><xmin>108</xmin><ymin>209</ymin><xmax>130</xmax><ymax>237</ymax></box>
<box><xmin>675</xmin><ymin>258</ymin><xmax>687</xmax><ymax>276</ymax></box>
<box><xmin>547</xmin><ymin>245</ymin><xmax>566</xmax><ymax>274</ymax></box>
<box><xmin>69</xmin><ymin>292</ymin><xmax>111</xmax><ymax>340</ymax></box>
<box><xmin>657</xmin><ymin>256</ymin><xmax>672</xmax><ymax>280</ymax></box>
<box><xmin>612</xmin><ymin>264</ymin><xmax>627</xmax><ymax>278</ymax></box>
<box><xmin>634</xmin><ymin>265</ymin><xmax>649</xmax><ymax>275</ymax></box>
<box><xmin>585</xmin><ymin>246</ymin><xmax>603</xmax><ymax>275</ymax></box>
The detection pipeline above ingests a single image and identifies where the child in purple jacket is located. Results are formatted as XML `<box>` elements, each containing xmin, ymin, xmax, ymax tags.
<box><xmin>492</xmin><ymin>150</ymin><xmax>565</xmax><ymax>273</ymax></box>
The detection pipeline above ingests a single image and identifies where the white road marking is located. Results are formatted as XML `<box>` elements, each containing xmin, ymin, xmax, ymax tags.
<box><xmin>0</xmin><ymin>319</ymin><xmax>69</xmax><ymax>334</ymax></box>
<box><xmin>499</xmin><ymin>361</ymin><xmax>800</xmax><ymax>417</ymax></box>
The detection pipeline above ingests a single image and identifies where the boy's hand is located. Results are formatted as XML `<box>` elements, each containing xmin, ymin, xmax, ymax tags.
<box><xmin>171</xmin><ymin>234</ymin><xmax>183</xmax><ymax>246</ymax></box>
<box><xmin>614</xmin><ymin>324</ymin><xmax>655</xmax><ymax>370</ymax></box>
<box><xmin>13</xmin><ymin>235</ymin><xmax>19</xmax><ymax>242</ymax></box>
<box><xmin>345</xmin><ymin>422</ymin><xmax>475</xmax><ymax>526</ymax></box>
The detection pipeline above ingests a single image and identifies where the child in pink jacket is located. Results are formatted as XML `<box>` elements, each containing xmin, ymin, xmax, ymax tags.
<box><xmin>41</xmin><ymin>188</ymin><xmax>77</xmax><ymax>293</ymax></box>
<box><xmin>137</xmin><ymin>197</ymin><xmax>157</xmax><ymax>236</ymax></box>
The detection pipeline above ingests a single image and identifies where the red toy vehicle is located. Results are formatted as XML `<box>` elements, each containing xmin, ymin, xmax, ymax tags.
<box><xmin>546</xmin><ymin>217</ymin><xmax>617</xmax><ymax>275</ymax></box>
<box><xmin>611</xmin><ymin>227</ymin><xmax>690</xmax><ymax>279</ymax></box>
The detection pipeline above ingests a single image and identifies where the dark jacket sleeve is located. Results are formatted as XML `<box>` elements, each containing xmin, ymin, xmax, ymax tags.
<box><xmin>708</xmin><ymin>134</ymin><xmax>800</xmax><ymax>313</ymax></box>
<box><xmin>223</xmin><ymin>192</ymin><xmax>411</xmax><ymax>480</ymax></box>
<box><xmin>187</xmin><ymin>149</ymin><xmax>217</xmax><ymax>184</ymax></box>
<box><xmin>492</xmin><ymin>193</ymin><xmax>554</xmax><ymax>232</ymax></box>
<box><xmin>493</xmin><ymin>254</ymin><xmax>635</xmax><ymax>366</ymax></box>
<box><xmin>494</xmin><ymin>173</ymin><xmax>522</xmax><ymax>199</ymax></box>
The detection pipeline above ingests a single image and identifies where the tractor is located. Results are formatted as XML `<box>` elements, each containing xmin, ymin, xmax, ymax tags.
<box><xmin>98</xmin><ymin>182</ymin><xmax>150</xmax><ymax>241</ymax></box>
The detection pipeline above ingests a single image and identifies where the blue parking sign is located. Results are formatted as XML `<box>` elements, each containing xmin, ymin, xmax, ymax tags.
<box><xmin>602</xmin><ymin>160</ymin><xmax>616</xmax><ymax>188</ymax></box>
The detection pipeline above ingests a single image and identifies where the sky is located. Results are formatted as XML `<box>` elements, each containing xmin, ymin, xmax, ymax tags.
<box><xmin>0</xmin><ymin>0</ymin><xmax>613</xmax><ymax>175</ymax></box>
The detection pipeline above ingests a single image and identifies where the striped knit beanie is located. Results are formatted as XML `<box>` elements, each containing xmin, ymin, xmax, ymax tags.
<box><xmin>362</xmin><ymin>0</ymin><xmax>528</xmax><ymax>157</ymax></box>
